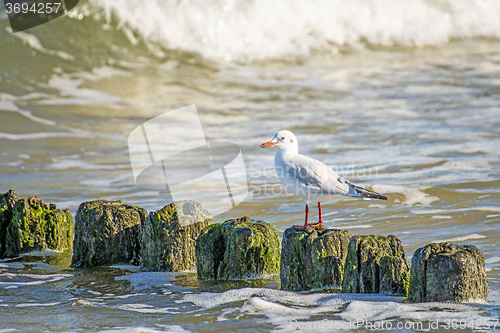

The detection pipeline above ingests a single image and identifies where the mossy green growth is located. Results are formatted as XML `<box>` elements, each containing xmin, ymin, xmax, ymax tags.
<box><xmin>4</xmin><ymin>195</ymin><xmax>73</xmax><ymax>257</ymax></box>
<box><xmin>196</xmin><ymin>216</ymin><xmax>280</xmax><ymax>280</ymax></box>
<box><xmin>280</xmin><ymin>226</ymin><xmax>352</xmax><ymax>291</ymax></box>
<box><xmin>72</xmin><ymin>200</ymin><xmax>146</xmax><ymax>267</ymax></box>
<box><xmin>0</xmin><ymin>189</ymin><xmax>20</xmax><ymax>257</ymax></box>
<box><xmin>141</xmin><ymin>200</ymin><xmax>213</xmax><ymax>272</ymax></box>
<box><xmin>196</xmin><ymin>223</ymin><xmax>226</xmax><ymax>279</ymax></box>
<box><xmin>408</xmin><ymin>242</ymin><xmax>487</xmax><ymax>302</ymax></box>
<box><xmin>341</xmin><ymin>235</ymin><xmax>410</xmax><ymax>296</ymax></box>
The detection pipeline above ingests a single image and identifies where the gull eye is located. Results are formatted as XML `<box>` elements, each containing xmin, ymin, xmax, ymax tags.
<box><xmin>281</xmin><ymin>137</ymin><xmax>285</xmax><ymax>140</ymax></box>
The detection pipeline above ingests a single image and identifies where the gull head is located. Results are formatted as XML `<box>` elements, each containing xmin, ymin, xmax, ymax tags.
<box><xmin>260</xmin><ymin>130</ymin><xmax>298</xmax><ymax>151</ymax></box>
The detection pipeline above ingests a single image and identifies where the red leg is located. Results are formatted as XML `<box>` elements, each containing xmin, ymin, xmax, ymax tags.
<box><xmin>309</xmin><ymin>202</ymin><xmax>323</xmax><ymax>227</ymax></box>
<box><xmin>293</xmin><ymin>204</ymin><xmax>309</xmax><ymax>229</ymax></box>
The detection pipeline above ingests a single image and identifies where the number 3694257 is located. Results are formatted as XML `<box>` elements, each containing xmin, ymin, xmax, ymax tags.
<box><xmin>5</xmin><ymin>2</ymin><xmax>63</xmax><ymax>14</ymax></box>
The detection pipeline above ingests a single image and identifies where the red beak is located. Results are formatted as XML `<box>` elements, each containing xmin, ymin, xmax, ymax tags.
<box><xmin>260</xmin><ymin>141</ymin><xmax>276</xmax><ymax>148</ymax></box>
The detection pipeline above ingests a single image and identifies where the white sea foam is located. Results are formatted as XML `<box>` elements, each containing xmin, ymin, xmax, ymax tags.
<box><xmin>433</xmin><ymin>233</ymin><xmax>487</xmax><ymax>243</ymax></box>
<box><xmin>19</xmin><ymin>262</ymin><xmax>55</xmax><ymax>272</ymax></box>
<box><xmin>110</xmin><ymin>265</ymin><xmax>141</xmax><ymax>272</ymax></box>
<box><xmin>0</xmin><ymin>262</ymin><xmax>25</xmax><ymax>269</ymax></box>
<box><xmin>486</xmin><ymin>257</ymin><xmax>500</xmax><ymax>272</ymax></box>
<box><xmin>371</xmin><ymin>185</ymin><xmax>439</xmax><ymax>206</ymax></box>
<box><xmin>41</xmin><ymin>73</ymin><xmax>122</xmax><ymax>106</ymax></box>
<box><xmin>486</xmin><ymin>257</ymin><xmax>500</xmax><ymax>265</ymax></box>
<box><xmin>115</xmin><ymin>272</ymin><xmax>189</xmax><ymax>292</ymax></box>
<box><xmin>15</xmin><ymin>302</ymin><xmax>61</xmax><ymax>307</ymax></box>
<box><xmin>338</xmin><ymin>300</ymin><xmax>494</xmax><ymax>327</ymax></box>
<box><xmin>0</xmin><ymin>127</ymin><xmax>124</xmax><ymax>142</ymax></box>
<box><xmin>456</xmin><ymin>207</ymin><xmax>500</xmax><ymax>213</ymax></box>
<box><xmin>9</xmin><ymin>31</ymin><xmax>74</xmax><ymax>61</ymax></box>
<box><xmin>98</xmin><ymin>326</ymin><xmax>191</xmax><ymax>333</ymax></box>
<box><xmin>115</xmin><ymin>303</ymin><xmax>178</xmax><ymax>314</ymax></box>
<box><xmin>184</xmin><ymin>287</ymin><xmax>498</xmax><ymax>331</ymax></box>
<box><xmin>86</xmin><ymin>0</ymin><xmax>500</xmax><ymax>61</ymax></box>
<box><xmin>0</xmin><ymin>98</ymin><xmax>57</xmax><ymax>126</ymax></box>
<box><xmin>0</xmin><ymin>273</ymin><xmax>72</xmax><ymax>289</ymax></box>
<box><xmin>182</xmin><ymin>288</ymin><xmax>295</xmax><ymax>309</ymax></box>
<box><xmin>333</xmin><ymin>224</ymin><xmax>373</xmax><ymax>229</ymax></box>
<box><xmin>48</xmin><ymin>159</ymin><xmax>129</xmax><ymax>171</ymax></box>
<box><xmin>431</xmin><ymin>215</ymin><xmax>452</xmax><ymax>219</ymax></box>
<box><xmin>20</xmin><ymin>249</ymin><xmax>61</xmax><ymax>257</ymax></box>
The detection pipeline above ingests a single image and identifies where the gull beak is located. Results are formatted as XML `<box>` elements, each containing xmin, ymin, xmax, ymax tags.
<box><xmin>260</xmin><ymin>141</ymin><xmax>276</xmax><ymax>148</ymax></box>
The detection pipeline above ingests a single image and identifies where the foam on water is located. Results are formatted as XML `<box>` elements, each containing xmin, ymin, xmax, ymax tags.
<box><xmin>84</xmin><ymin>0</ymin><xmax>500</xmax><ymax>61</ymax></box>
<box><xmin>97</xmin><ymin>326</ymin><xmax>191</xmax><ymax>333</ymax></box>
<box><xmin>19</xmin><ymin>249</ymin><xmax>62</xmax><ymax>257</ymax></box>
<box><xmin>10</xmin><ymin>31</ymin><xmax>74</xmax><ymax>61</ymax></box>
<box><xmin>15</xmin><ymin>302</ymin><xmax>61</xmax><ymax>307</ymax></box>
<box><xmin>0</xmin><ymin>262</ymin><xmax>25</xmax><ymax>269</ymax></box>
<box><xmin>182</xmin><ymin>287</ymin><xmax>499</xmax><ymax>331</ymax></box>
<box><xmin>115</xmin><ymin>272</ymin><xmax>189</xmax><ymax>292</ymax></box>
<box><xmin>48</xmin><ymin>156</ymin><xmax>129</xmax><ymax>171</ymax></box>
<box><xmin>110</xmin><ymin>265</ymin><xmax>141</xmax><ymax>273</ymax></box>
<box><xmin>0</xmin><ymin>127</ymin><xmax>124</xmax><ymax>142</ymax></box>
<box><xmin>431</xmin><ymin>215</ymin><xmax>452</xmax><ymax>220</ymax></box>
<box><xmin>333</xmin><ymin>224</ymin><xmax>373</xmax><ymax>229</ymax></box>
<box><xmin>433</xmin><ymin>233</ymin><xmax>487</xmax><ymax>243</ymax></box>
<box><xmin>371</xmin><ymin>185</ymin><xmax>439</xmax><ymax>206</ymax></box>
<box><xmin>0</xmin><ymin>273</ymin><xmax>72</xmax><ymax>289</ymax></box>
<box><xmin>41</xmin><ymin>73</ymin><xmax>122</xmax><ymax>105</ymax></box>
<box><xmin>115</xmin><ymin>303</ymin><xmax>178</xmax><ymax>314</ymax></box>
<box><xmin>0</xmin><ymin>97</ymin><xmax>57</xmax><ymax>127</ymax></box>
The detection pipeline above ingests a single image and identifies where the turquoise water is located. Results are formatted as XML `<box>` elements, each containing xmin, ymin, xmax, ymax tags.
<box><xmin>1</xmin><ymin>1</ymin><xmax>500</xmax><ymax>331</ymax></box>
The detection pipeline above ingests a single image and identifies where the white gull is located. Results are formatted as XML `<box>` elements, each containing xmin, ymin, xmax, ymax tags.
<box><xmin>260</xmin><ymin>130</ymin><xmax>387</xmax><ymax>229</ymax></box>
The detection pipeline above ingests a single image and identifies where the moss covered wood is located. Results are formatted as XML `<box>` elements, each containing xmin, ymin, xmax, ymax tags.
<box><xmin>408</xmin><ymin>242</ymin><xmax>487</xmax><ymax>302</ymax></box>
<box><xmin>71</xmin><ymin>200</ymin><xmax>146</xmax><ymax>267</ymax></box>
<box><xmin>3</xmin><ymin>193</ymin><xmax>73</xmax><ymax>257</ymax></box>
<box><xmin>140</xmin><ymin>200</ymin><xmax>213</xmax><ymax>272</ymax></box>
<box><xmin>196</xmin><ymin>216</ymin><xmax>280</xmax><ymax>280</ymax></box>
<box><xmin>280</xmin><ymin>227</ymin><xmax>352</xmax><ymax>291</ymax></box>
<box><xmin>0</xmin><ymin>189</ymin><xmax>20</xmax><ymax>257</ymax></box>
<box><xmin>342</xmin><ymin>235</ymin><xmax>410</xmax><ymax>296</ymax></box>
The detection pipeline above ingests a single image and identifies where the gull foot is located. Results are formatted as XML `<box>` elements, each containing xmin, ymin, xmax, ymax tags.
<box><xmin>292</xmin><ymin>224</ymin><xmax>308</xmax><ymax>230</ymax></box>
<box><xmin>308</xmin><ymin>221</ymin><xmax>323</xmax><ymax>228</ymax></box>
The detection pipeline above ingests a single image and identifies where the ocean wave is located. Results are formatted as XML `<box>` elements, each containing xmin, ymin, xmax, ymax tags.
<box><xmin>85</xmin><ymin>0</ymin><xmax>500</xmax><ymax>60</ymax></box>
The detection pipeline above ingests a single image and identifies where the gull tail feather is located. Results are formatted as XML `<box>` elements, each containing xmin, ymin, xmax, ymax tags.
<box><xmin>346</xmin><ymin>180</ymin><xmax>388</xmax><ymax>200</ymax></box>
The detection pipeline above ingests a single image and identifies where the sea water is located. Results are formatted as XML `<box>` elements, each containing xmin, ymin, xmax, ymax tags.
<box><xmin>0</xmin><ymin>0</ymin><xmax>499</xmax><ymax>331</ymax></box>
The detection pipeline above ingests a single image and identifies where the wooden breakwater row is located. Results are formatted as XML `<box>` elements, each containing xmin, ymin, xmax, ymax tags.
<box><xmin>0</xmin><ymin>189</ymin><xmax>488</xmax><ymax>302</ymax></box>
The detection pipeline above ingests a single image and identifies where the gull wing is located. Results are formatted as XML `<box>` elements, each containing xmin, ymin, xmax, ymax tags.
<box><xmin>283</xmin><ymin>154</ymin><xmax>360</xmax><ymax>197</ymax></box>
<box><xmin>283</xmin><ymin>154</ymin><xmax>387</xmax><ymax>200</ymax></box>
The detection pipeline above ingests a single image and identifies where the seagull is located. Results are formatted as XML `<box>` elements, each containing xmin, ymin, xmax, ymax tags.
<box><xmin>260</xmin><ymin>130</ymin><xmax>387</xmax><ymax>229</ymax></box>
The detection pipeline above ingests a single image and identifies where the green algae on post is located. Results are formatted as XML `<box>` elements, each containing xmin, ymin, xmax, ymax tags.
<box><xmin>0</xmin><ymin>189</ymin><xmax>20</xmax><ymax>257</ymax></box>
<box><xmin>141</xmin><ymin>200</ymin><xmax>213</xmax><ymax>272</ymax></box>
<box><xmin>280</xmin><ymin>227</ymin><xmax>352</xmax><ymax>291</ymax></box>
<box><xmin>196</xmin><ymin>216</ymin><xmax>280</xmax><ymax>280</ymax></box>
<box><xmin>71</xmin><ymin>200</ymin><xmax>146</xmax><ymax>267</ymax></box>
<box><xmin>1</xmin><ymin>189</ymin><xmax>73</xmax><ymax>257</ymax></box>
<box><xmin>342</xmin><ymin>235</ymin><xmax>410</xmax><ymax>296</ymax></box>
<box><xmin>408</xmin><ymin>242</ymin><xmax>488</xmax><ymax>302</ymax></box>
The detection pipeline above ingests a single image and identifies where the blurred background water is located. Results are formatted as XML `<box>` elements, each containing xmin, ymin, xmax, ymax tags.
<box><xmin>0</xmin><ymin>0</ymin><xmax>499</xmax><ymax>331</ymax></box>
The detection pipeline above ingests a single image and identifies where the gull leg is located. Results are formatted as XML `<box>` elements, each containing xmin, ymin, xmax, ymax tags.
<box><xmin>293</xmin><ymin>204</ymin><xmax>309</xmax><ymax>229</ymax></box>
<box><xmin>309</xmin><ymin>202</ymin><xmax>323</xmax><ymax>227</ymax></box>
